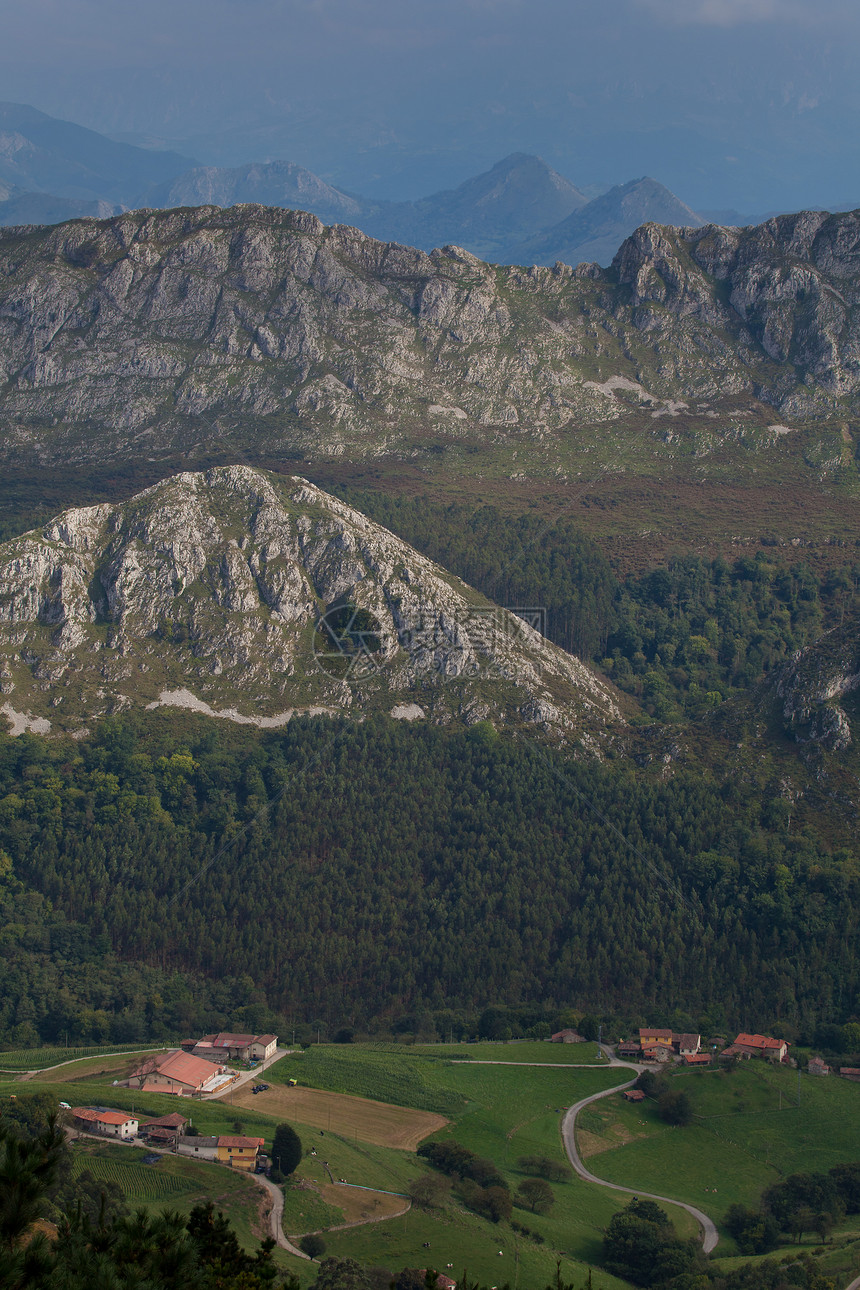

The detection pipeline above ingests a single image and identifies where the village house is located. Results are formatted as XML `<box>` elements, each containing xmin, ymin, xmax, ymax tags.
<box><xmin>182</xmin><ymin>1032</ymin><xmax>278</xmax><ymax>1063</ymax></box>
<box><xmin>216</xmin><ymin>1135</ymin><xmax>265</xmax><ymax>1170</ymax></box>
<box><xmin>139</xmin><ymin>1112</ymin><xmax>189</xmax><ymax>1144</ymax></box>
<box><xmin>637</xmin><ymin>1029</ymin><xmax>701</xmax><ymax>1057</ymax></box>
<box><xmin>807</xmin><ymin>1056</ymin><xmax>830</xmax><ymax>1076</ymax></box>
<box><xmin>128</xmin><ymin>1050</ymin><xmax>233</xmax><ymax>1096</ymax></box>
<box><xmin>550</xmin><ymin>1029</ymin><xmax>585</xmax><ymax>1043</ymax></box>
<box><xmin>722</xmin><ymin>1033</ymin><xmax>789</xmax><ymax>1062</ymax></box>
<box><xmin>176</xmin><ymin>1134</ymin><xmax>219</xmax><ymax>1161</ymax></box>
<box><xmin>622</xmin><ymin>1089</ymin><xmax>645</xmax><ymax>1102</ymax></box>
<box><xmin>71</xmin><ymin>1108</ymin><xmax>138</xmax><ymax>1139</ymax></box>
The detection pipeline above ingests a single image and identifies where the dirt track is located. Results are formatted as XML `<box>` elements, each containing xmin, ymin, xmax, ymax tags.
<box><xmin>232</xmin><ymin>1083</ymin><xmax>446</xmax><ymax>1150</ymax></box>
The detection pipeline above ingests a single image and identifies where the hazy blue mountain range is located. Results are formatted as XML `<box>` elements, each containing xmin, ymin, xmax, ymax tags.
<box><xmin>0</xmin><ymin>102</ymin><xmax>709</xmax><ymax>266</ymax></box>
<box><xmin>505</xmin><ymin>176</ymin><xmax>706</xmax><ymax>267</ymax></box>
<box><xmin>0</xmin><ymin>101</ymin><xmax>192</xmax><ymax>205</ymax></box>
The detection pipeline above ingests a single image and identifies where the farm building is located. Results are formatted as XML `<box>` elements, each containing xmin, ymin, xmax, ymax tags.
<box><xmin>639</xmin><ymin>1028</ymin><xmax>673</xmax><ymax>1046</ymax></box>
<box><xmin>216</xmin><ymin>1136</ymin><xmax>265</xmax><ymax>1170</ymax></box>
<box><xmin>140</xmin><ymin>1112</ymin><xmax>188</xmax><ymax>1143</ymax></box>
<box><xmin>808</xmin><ymin>1057</ymin><xmax>830</xmax><ymax>1076</ymax></box>
<box><xmin>550</xmin><ymin>1029</ymin><xmax>585</xmax><ymax>1043</ymax></box>
<box><xmin>617</xmin><ymin>1041</ymin><xmax>641</xmax><ymax>1060</ymax></box>
<box><xmin>623</xmin><ymin>1089</ymin><xmax>645</xmax><ymax>1102</ymax></box>
<box><xmin>129</xmin><ymin>1050</ymin><xmax>232</xmax><ymax>1096</ymax></box>
<box><xmin>176</xmin><ymin>1135</ymin><xmax>219</xmax><ymax>1160</ymax></box>
<box><xmin>684</xmin><ymin>1053</ymin><xmax>712</xmax><ymax>1066</ymax></box>
<box><xmin>723</xmin><ymin>1033</ymin><xmax>789</xmax><ymax>1062</ymax></box>
<box><xmin>71</xmin><ymin>1108</ymin><xmax>138</xmax><ymax>1139</ymax></box>
<box><xmin>840</xmin><ymin>1068</ymin><xmax>860</xmax><ymax>1082</ymax></box>
<box><xmin>636</xmin><ymin>1029</ymin><xmax>701</xmax><ymax>1057</ymax></box>
<box><xmin>184</xmin><ymin>1032</ymin><xmax>278</xmax><ymax>1063</ymax></box>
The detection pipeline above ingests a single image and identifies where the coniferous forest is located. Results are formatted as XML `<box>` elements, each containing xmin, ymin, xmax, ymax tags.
<box><xmin>1</xmin><ymin>710</ymin><xmax>858</xmax><ymax>1050</ymax></box>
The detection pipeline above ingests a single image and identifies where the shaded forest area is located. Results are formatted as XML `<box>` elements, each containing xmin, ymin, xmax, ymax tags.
<box><xmin>330</xmin><ymin>489</ymin><xmax>860</xmax><ymax>721</ymax></box>
<box><xmin>0</xmin><ymin>713</ymin><xmax>858</xmax><ymax>1048</ymax></box>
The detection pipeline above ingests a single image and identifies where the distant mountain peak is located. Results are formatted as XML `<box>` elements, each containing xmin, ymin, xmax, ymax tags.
<box><xmin>506</xmin><ymin>174</ymin><xmax>704</xmax><ymax>267</ymax></box>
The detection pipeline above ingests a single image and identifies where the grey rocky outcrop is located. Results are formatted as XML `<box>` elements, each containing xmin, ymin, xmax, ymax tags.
<box><xmin>0</xmin><ymin>465</ymin><xmax>623</xmax><ymax>740</ymax></box>
<box><xmin>1</xmin><ymin>203</ymin><xmax>860</xmax><ymax>469</ymax></box>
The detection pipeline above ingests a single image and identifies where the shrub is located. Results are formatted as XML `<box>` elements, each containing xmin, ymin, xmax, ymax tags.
<box><xmin>300</xmin><ymin>1233</ymin><xmax>326</xmax><ymax>1259</ymax></box>
<box><xmin>657</xmin><ymin>1089</ymin><xmax>693</xmax><ymax>1126</ymax></box>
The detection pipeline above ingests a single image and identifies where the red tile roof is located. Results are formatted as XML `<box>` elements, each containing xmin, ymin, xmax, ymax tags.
<box><xmin>254</xmin><ymin>1034</ymin><xmax>277</xmax><ymax>1045</ymax></box>
<box><xmin>141</xmin><ymin>1113</ymin><xmax>188</xmax><ymax>1129</ymax></box>
<box><xmin>218</xmin><ymin>1136</ymin><xmax>264</xmax><ymax>1149</ymax></box>
<box><xmin>144</xmin><ymin>1051</ymin><xmax>223</xmax><ymax>1087</ymax></box>
<box><xmin>639</xmin><ymin>1028</ymin><xmax>673</xmax><ymax>1041</ymax></box>
<box><xmin>733</xmin><ymin>1033</ymin><xmax>787</xmax><ymax>1050</ymax></box>
<box><xmin>211</xmin><ymin>1033</ymin><xmax>256</xmax><ymax>1048</ymax></box>
<box><xmin>72</xmin><ymin>1108</ymin><xmax>135</xmax><ymax>1125</ymax></box>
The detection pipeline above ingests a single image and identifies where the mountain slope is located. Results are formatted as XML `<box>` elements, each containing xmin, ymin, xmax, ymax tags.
<box><xmin>0</xmin><ymin>466</ymin><xmax>623</xmax><ymax>739</ymax></box>
<box><xmin>0</xmin><ymin>102</ymin><xmax>193</xmax><ymax>204</ymax></box>
<box><xmin>508</xmin><ymin>176</ymin><xmax>705</xmax><ymax>266</ymax></box>
<box><xmin>1</xmin><ymin>202</ymin><xmax>859</xmax><ymax>478</ymax></box>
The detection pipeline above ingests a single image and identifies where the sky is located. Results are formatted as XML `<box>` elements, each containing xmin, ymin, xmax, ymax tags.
<box><xmin>1</xmin><ymin>0</ymin><xmax>859</xmax><ymax>213</ymax></box>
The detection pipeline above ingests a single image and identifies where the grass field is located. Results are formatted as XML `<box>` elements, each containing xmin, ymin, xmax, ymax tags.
<box><xmin>579</xmin><ymin>1062</ymin><xmax>860</xmax><ymax>1243</ymax></box>
<box><xmin>271</xmin><ymin>1047</ymin><xmax>469</xmax><ymax>1117</ymax></box>
<box><xmin>232</xmin><ymin>1083</ymin><xmax>447</xmax><ymax>1150</ymax></box>
<box><xmin>22</xmin><ymin>1045</ymin><xmax>832</xmax><ymax>1287</ymax></box>
<box><xmin>0</xmin><ymin>1042</ymin><xmax>169</xmax><ymax>1071</ymax></box>
<box><xmin>408</xmin><ymin>1041</ymin><xmax>604</xmax><ymax>1065</ymax></box>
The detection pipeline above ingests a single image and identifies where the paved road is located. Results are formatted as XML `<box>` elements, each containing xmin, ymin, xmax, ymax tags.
<box><xmin>844</xmin><ymin>1275</ymin><xmax>860</xmax><ymax>1290</ymax></box>
<box><xmin>250</xmin><ymin>1172</ymin><xmax>309</xmax><ymax>1258</ymax></box>
<box><xmin>560</xmin><ymin>1051</ymin><xmax>719</xmax><ymax>1255</ymax></box>
<box><xmin>207</xmin><ymin>1047</ymin><xmax>292</xmax><ymax>1100</ymax></box>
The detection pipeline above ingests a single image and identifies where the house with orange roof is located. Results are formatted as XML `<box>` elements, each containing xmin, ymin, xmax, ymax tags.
<box><xmin>129</xmin><ymin>1050</ymin><xmax>230</xmax><ymax>1096</ymax></box>
<box><xmin>71</xmin><ymin>1107</ymin><xmax>138</xmax><ymax>1138</ymax></box>
<box><xmin>723</xmin><ymin>1033</ymin><xmax>789</xmax><ymax>1062</ymax></box>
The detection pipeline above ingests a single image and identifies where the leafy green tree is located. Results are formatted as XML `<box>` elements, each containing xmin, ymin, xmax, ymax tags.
<box><xmin>300</xmin><ymin>1234</ymin><xmax>327</xmax><ymax>1259</ymax></box>
<box><xmin>657</xmin><ymin>1089</ymin><xmax>693</xmax><ymax>1126</ymax></box>
<box><xmin>272</xmin><ymin>1123</ymin><xmax>302</xmax><ymax>1177</ymax></box>
<box><xmin>313</xmin><ymin>1256</ymin><xmax>372</xmax><ymax>1290</ymax></box>
<box><xmin>515</xmin><ymin>1177</ymin><xmax>554</xmax><ymax>1214</ymax></box>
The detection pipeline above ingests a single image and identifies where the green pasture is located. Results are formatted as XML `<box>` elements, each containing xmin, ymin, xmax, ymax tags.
<box><xmin>408</xmin><ymin>1041</ymin><xmax>605</xmax><ymax>1065</ymax></box>
<box><xmin>270</xmin><ymin>1046</ymin><xmax>469</xmax><ymax>1116</ymax></box>
<box><xmin>320</xmin><ymin>1196</ymin><xmax>632</xmax><ymax>1290</ymax></box>
<box><xmin>582</xmin><ymin>1063</ymin><xmax>860</xmax><ymax>1242</ymax></box>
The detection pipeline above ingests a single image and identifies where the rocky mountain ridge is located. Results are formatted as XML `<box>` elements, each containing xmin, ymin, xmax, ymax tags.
<box><xmin>1</xmin><ymin>202</ymin><xmax>859</xmax><ymax>476</ymax></box>
<box><xmin>0</xmin><ymin>466</ymin><xmax>623</xmax><ymax>740</ymax></box>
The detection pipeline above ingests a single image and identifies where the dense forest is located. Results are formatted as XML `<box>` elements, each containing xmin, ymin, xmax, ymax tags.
<box><xmin>329</xmin><ymin>489</ymin><xmax>860</xmax><ymax>720</ymax></box>
<box><xmin>0</xmin><ymin>712</ymin><xmax>858</xmax><ymax>1049</ymax></box>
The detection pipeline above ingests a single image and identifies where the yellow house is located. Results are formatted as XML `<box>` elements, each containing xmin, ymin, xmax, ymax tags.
<box><xmin>216</xmin><ymin>1135</ymin><xmax>264</xmax><ymax>1170</ymax></box>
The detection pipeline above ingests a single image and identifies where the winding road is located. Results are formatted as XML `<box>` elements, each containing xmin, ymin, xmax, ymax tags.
<box><xmin>560</xmin><ymin>1048</ymin><xmax>719</xmax><ymax>1255</ymax></box>
<box><xmin>249</xmin><ymin>1172</ymin><xmax>309</xmax><ymax>1258</ymax></box>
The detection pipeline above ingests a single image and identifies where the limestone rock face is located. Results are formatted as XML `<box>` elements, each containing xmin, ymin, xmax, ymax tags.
<box><xmin>0</xmin><ymin>465</ymin><xmax>624</xmax><ymax>741</ymax></box>
<box><xmin>775</xmin><ymin>620</ymin><xmax>860</xmax><ymax>750</ymax></box>
<box><xmin>3</xmin><ymin>203</ymin><xmax>860</xmax><ymax>469</ymax></box>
